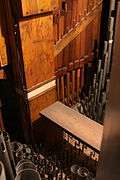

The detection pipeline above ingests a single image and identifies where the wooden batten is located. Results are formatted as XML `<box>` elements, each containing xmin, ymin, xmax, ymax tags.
<box><xmin>27</xmin><ymin>79</ymin><xmax>56</xmax><ymax>100</ymax></box>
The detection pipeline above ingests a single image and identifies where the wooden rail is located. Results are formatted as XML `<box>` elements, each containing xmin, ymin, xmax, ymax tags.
<box><xmin>54</xmin><ymin>2</ymin><xmax>103</xmax><ymax>57</ymax></box>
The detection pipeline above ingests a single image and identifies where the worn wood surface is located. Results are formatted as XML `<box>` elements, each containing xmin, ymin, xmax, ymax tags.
<box><xmin>54</xmin><ymin>1</ymin><xmax>102</xmax><ymax>57</ymax></box>
<box><xmin>19</xmin><ymin>15</ymin><xmax>55</xmax><ymax>90</ymax></box>
<box><xmin>41</xmin><ymin>101</ymin><xmax>103</xmax><ymax>151</ymax></box>
<box><xmin>29</xmin><ymin>88</ymin><xmax>57</xmax><ymax>122</ymax></box>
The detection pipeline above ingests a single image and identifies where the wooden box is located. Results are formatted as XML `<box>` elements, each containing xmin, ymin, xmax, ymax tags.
<box><xmin>18</xmin><ymin>15</ymin><xmax>55</xmax><ymax>90</ymax></box>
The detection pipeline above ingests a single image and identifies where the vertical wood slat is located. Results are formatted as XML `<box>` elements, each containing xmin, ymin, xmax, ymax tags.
<box><xmin>56</xmin><ymin>67</ymin><xmax>82</xmax><ymax>106</ymax></box>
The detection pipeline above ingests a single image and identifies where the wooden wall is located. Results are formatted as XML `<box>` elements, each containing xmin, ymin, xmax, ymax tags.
<box><xmin>0</xmin><ymin>0</ymin><xmax>103</xmax><ymax>143</ymax></box>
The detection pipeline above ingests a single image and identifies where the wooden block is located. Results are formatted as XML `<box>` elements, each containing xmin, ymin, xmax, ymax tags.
<box><xmin>11</xmin><ymin>0</ymin><xmax>60</xmax><ymax>18</ymax></box>
<box><xmin>29</xmin><ymin>87</ymin><xmax>57</xmax><ymax>122</ymax></box>
<box><xmin>19</xmin><ymin>15</ymin><xmax>55</xmax><ymax>90</ymax></box>
<box><xmin>41</xmin><ymin>101</ymin><xmax>103</xmax><ymax>151</ymax></box>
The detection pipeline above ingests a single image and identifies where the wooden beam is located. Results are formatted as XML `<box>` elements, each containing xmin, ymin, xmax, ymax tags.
<box><xmin>54</xmin><ymin>2</ymin><xmax>103</xmax><ymax>57</ymax></box>
<box><xmin>40</xmin><ymin>101</ymin><xmax>103</xmax><ymax>151</ymax></box>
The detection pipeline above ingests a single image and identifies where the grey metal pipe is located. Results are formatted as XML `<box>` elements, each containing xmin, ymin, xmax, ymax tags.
<box><xmin>2</xmin><ymin>131</ymin><xmax>16</xmax><ymax>174</ymax></box>
<box><xmin>0</xmin><ymin>132</ymin><xmax>14</xmax><ymax>180</ymax></box>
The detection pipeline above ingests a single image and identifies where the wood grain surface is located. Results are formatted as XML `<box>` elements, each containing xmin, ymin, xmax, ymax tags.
<box><xmin>29</xmin><ymin>87</ymin><xmax>57</xmax><ymax>122</ymax></box>
<box><xmin>11</xmin><ymin>0</ymin><xmax>59</xmax><ymax>17</ymax></box>
<box><xmin>41</xmin><ymin>101</ymin><xmax>103</xmax><ymax>151</ymax></box>
<box><xmin>19</xmin><ymin>15</ymin><xmax>55</xmax><ymax>90</ymax></box>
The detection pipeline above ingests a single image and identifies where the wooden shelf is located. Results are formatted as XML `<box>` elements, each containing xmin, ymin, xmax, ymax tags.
<box><xmin>40</xmin><ymin>101</ymin><xmax>103</xmax><ymax>151</ymax></box>
<box><xmin>54</xmin><ymin>2</ymin><xmax>103</xmax><ymax>57</ymax></box>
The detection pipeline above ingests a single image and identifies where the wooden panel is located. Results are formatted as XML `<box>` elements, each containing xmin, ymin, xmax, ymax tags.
<box><xmin>54</xmin><ymin>2</ymin><xmax>103</xmax><ymax>57</ymax></box>
<box><xmin>0</xmin><ymin>14</ymin><xmax>8</xmax><ymax>67</ymax></box>
<box><xmin>19</xmin><ymin>15</ymin><xmax>55</xmax><ymax>90</ymax></box>
<box><xmin>41</xmin><ymin>101</ymin><xmax>103</xmax><ymax>151</ymax></box>
<box><xmin>29</xmin><ymin>88</ymin><xmax>57</xmax><ymax>122</ymax></box>
<box><xmin>11</xmin><ymin>0</ymin><xmax>59</xmax><ymax>18</ymax></box>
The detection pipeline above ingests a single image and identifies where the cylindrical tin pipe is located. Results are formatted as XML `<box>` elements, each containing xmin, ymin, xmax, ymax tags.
<box><xmin>0</xmin><ymin>133</ymin><xmax>14</xmax><ymax>180</ymax></box>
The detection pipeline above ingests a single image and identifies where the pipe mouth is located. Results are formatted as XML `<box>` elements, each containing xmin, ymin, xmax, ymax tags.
<box><xmin>11</xmin><ymin>142</ymin><xmax>23</xmax><ymax>153</ymax></box>
<box><xmin>71</xmin><ymin>164</ymin><xmax>80</xmax><ymax>174</ymax></box>
<box><xmin>77</xmin><ymin>167</ymin><xmax>89</xmax><ymax>177</ymax></box>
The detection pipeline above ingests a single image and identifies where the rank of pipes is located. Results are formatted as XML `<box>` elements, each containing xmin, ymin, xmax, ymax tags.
<box><xmin>0</xmin><ymin>129</ymin><xmax>99</xmax><ymax>180</ymax></box>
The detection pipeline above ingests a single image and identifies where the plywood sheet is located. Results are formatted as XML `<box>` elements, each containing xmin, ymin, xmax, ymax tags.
<box><xmin>19</xmin><ymin>15</ymin><xmax>55</xmax><ymax>90</ymax></box>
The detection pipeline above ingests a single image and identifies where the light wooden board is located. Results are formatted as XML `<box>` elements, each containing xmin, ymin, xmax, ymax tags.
<box><xmin>19</xmin><ymin>15</ymin><xmax>55</xmax><ymax>90</ymax></box>
<box><xmin>41</xmin><ymin>101</ymin><xmax>103</xmax><ymax>151</ymax></box>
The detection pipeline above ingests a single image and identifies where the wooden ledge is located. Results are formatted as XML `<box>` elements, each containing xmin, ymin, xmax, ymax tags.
<box><xmin>40</xmin><ymin>101</ymin><xmax>103</xmax><ymax>152</ymax></box>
